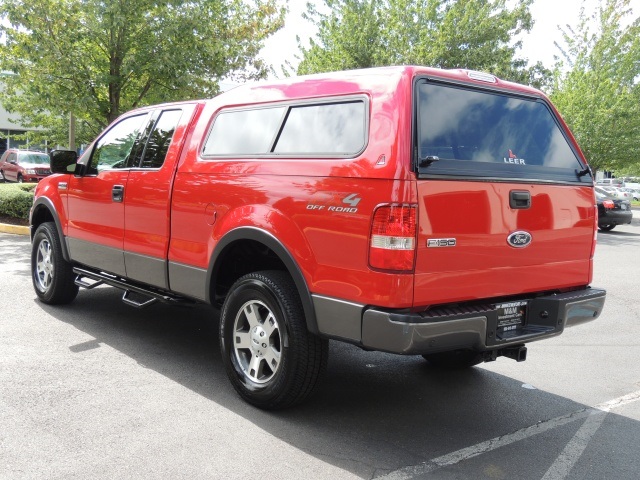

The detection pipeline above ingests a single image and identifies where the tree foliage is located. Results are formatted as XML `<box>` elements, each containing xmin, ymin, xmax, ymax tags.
<box><xmin>550</xmin><ymin>0</ymin><xmax>640</xmax><ymax>173</ymax></box>
<box><xmin>295</xmin><ymin>0</ymin><xmax>550</xmax><ymax>88</ymax></box>
<box><xmin>0</xmin><ymin>0</ymin><xmax>285</xmax><ymax>145</ymax></box>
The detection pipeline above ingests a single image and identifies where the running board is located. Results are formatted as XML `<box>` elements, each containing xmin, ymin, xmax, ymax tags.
<box><xmin>73</xmin><ymin>267</ymin><xmax>196</xmax><ymax>308</ymax></box>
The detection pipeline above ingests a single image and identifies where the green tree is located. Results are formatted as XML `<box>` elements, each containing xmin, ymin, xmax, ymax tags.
<box><xmin>295</xmin><ymin>0</ymin><xmax>550</xmax><ymax>88</ymax></box>
<box><xmin>551</xmin><ymin>0</ymin><xmax>640</xmax><ymax>173</ymax></box>
<box><xmin>0</xmin><ymin>0</ymin><xmax>285</xmax><ymax>145</ymax></box>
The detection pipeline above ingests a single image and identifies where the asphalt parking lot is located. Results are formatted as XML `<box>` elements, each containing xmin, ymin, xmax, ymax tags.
<box><xmin>1</xmin><ymin>213</ymin><xmax>639</xmax><ymax>479</ymax></box>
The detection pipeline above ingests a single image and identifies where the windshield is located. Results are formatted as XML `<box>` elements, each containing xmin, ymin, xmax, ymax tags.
<box><xmin>18</xmin><ymin>153</ymin><xmax>49</xmax><ymax>165</ymax></box>
<box><xmin>416</xmin><ymin>81</ymin><xmax>587</xmax><ymax>183</ymax></box>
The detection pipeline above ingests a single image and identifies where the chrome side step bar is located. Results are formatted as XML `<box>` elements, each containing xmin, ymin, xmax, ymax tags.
<box><xmin>73</xmin><ymin>267</ymin><xmax>196</xmax><ymax>309</ymax></box>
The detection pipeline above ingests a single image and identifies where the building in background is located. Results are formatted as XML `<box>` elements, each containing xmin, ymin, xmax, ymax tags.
<box><xmin>0</xmin><ymin>76</ymin><xmax>48</xmax><ymax>156</ymax></box>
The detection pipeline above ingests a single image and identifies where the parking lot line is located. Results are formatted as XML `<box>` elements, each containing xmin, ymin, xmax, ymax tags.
<box><xmin>541</xmin><ymin>409</ymin><xmax>607</xmax><ymax>480</ymax></box>
<box><xmin>377</xmin><ymin>390</ymin><xmax>640</xmax><ymax>480</ymax></box>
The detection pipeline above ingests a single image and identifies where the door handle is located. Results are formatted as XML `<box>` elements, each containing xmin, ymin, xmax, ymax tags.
<box><xmin>112</xmin><ymin>185</ymin><xmax>124</xmax><ymax>203</ymax></box>
<box><xmin>509</xmin><ymin>190</ymin><xmax>531</xmax><ymax>209</ymax></box>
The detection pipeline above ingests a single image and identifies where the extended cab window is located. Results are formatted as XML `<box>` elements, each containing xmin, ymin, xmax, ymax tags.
<box><xmin>89</xmin><ymin>114</ymin><xmax>147</xmax><ymax>173</ymax></box>
<box><xmin>202</xmin><ymin>99</ymin><xmax>366</xmax><ymax>157</ymax></box>
<box><xmin>139</xmin><ymin>109</ymin><xmax>183</xmax><ymax>169</ymax></box>
<box><xmin>416</xmin><ymin>82</ymin><xmax>587</xmax><ymax>183</ymax></box>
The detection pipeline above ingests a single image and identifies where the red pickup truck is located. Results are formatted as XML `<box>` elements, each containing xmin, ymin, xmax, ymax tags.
<box><xmin>30</xmin><ymin>66</ymin><xmax>606</xmax><ymax>409</ymax></box>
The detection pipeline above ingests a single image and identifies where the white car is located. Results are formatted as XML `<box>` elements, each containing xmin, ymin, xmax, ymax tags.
<box><xmin>599</xmin><ymin>186</ymin><xmax>632</xmax><ymax>200</ymax></box>
<box><xmin>620</xmin><ymin>187</ymin><xmax>639</xmax><ymax>201</ymax></box>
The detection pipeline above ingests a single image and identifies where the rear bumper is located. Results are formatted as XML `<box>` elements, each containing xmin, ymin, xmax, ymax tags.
<box><xmin>359</xmin><ymin>287</ymin><xmax>606</xmax><ymax>355</ymax></box>
<box><xmin>599</xmin><ymin>210</ymin><xmax>632</xmax><ymax>227</ymax></box>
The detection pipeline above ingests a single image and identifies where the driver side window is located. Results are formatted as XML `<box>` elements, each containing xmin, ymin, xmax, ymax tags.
<box><xmin>88</xmin><ymin>114</ymin><xmax>147</xmax><ymax>173</ymax></box>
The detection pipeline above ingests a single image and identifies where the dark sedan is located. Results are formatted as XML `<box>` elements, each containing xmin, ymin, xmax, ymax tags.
<box><xmin>595</xmin><ymin>187</ymin><xmax>632</xmax><ymax>231</ymax></box>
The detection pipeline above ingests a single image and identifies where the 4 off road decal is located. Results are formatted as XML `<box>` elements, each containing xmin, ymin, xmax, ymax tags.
<box><xmin>504</xmin><ymin>149</ymin><xmax>526</xmax><ymax>165</ymax></box>
<box><xmin>306</xmin><ymin>193</ymin><xmax>361</xmax><ymax>213</ymax></box>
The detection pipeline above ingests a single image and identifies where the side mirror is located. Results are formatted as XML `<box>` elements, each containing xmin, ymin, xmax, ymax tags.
<box><xmin>50</xmin><ymin>150</ymin><xmax>78</xmax><ymax>174</ymax></box>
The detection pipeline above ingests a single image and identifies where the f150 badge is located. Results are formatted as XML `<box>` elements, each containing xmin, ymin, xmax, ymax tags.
<box><xmin>427</xmin><ymin>238</ymin><xmax>456</xmax><ymax>247</ymax></box>
<box><xmin>507</xmin><ymin>231</ymin><xmax>532</xmax><ymax>248</ymax></box>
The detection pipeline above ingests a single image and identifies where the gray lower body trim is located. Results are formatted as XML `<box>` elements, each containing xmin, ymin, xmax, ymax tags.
<box><xmin>124</xmin><ymin>251</ymin><xmax>168</xmax><ymax>289</ymax></box>
<box><xmin>362</xmin><ymin>312</ymin><xmax>487</xmax><ymax>354</ymax></box>
<box><xmin>312</xmin><ymin>295</ymin><xmax>364</xmax><ymax>342</ymax></box>
<box><xmin>67</xmin><ymin>237</ymin><xmax>126</xmax><ymax>277</ymax></box>
<box><xmin>361</xmin><ymin>287</ymin><xmax>606</xmax><ymax>355</ymax></box>
<box><xmin>168</xmin><ymin>261</ymin><xmax>207</xmax><ymax>301</ymax></box>
<box><xmin>564</xmin><ymin>292</ymin><xmax>607</xmax><ymax>328</ymax></box>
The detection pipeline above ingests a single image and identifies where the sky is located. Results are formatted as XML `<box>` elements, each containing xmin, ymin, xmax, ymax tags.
<box><xmin>258</xmin><ymin>0</ymin><xmax>624</xmax><ymax>78</ymax></box>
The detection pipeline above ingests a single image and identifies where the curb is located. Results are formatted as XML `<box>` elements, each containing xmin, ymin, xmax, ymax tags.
<box><xmin>0</xmin><ymin>223</ymin><xmax>30</xmax><ymax>236</ymax></box>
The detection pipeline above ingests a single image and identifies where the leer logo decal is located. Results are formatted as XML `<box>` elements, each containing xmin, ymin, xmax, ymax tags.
<box><xmin>504</xmin><ymin>149</ymin><xmax>526</xmax><ymax>165</ymax></box>
<box><xmin>507</xmin><ymin>231</ymin><xmax>532</xmax><ymax>248</ymax></box>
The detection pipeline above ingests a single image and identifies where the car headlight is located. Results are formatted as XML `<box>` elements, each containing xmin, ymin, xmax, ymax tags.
<box><xmin>25</xmin><ymin>169</ymin><xmax>37</xmax><ymax>174</ymax></box>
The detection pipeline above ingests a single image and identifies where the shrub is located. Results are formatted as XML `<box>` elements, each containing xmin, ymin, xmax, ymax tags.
<box><xmin>0</xmin><ymin>183</ymin><xmax>35</xmax><ymax>219</ymax></box>
<box><xmin>17</xmin><ymin>183</ymin><xmax>37</xmax><ymax>192</ymax></box>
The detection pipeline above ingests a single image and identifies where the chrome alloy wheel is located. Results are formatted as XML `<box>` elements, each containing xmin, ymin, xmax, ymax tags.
<box><xmin>35</xmin><ymin>238</ymin><xmax>54</xmax><ymax>292</ymax></box>
<box><xmin>233</xmin><ymin>300</ymin><xmax>282</xmax><ymax>384</ymax></box>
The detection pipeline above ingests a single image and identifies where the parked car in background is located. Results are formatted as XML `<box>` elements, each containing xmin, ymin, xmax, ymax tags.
<box><xmin>599</xmin><ymin>186</ymin><xmax>632</xmax><ymax>201</ymax></box>
<box><xmin>595</xmin><ymin>187</ymin><xmax>632</xmax><ymax>231</ymax></box>
<box><xmin>620</xmin><ymin>187</ymin><xmax>639</xmax><ymax>201</ymax></box>
<box><xmin>0</xmin><ymin>149</ymin><xmax>52</xmax><ymax>183</ymax></box>
<box><xmin>596</xmin><ymin>178</ymin><xmax>624</xmax><ymax>187</ymax></box>
<box><xmin>614</xmin><ymin>187</ymin><xmax>634</xmax><ymax>200</ymax></box>
<box><xmin>611</xmin><ymin>187</ymin><xmax>633</xmax><ymax>200</ymax></box>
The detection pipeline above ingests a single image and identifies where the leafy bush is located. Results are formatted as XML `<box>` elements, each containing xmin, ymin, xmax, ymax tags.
<box><xmin>0</xmin><ymin>182</ymin><xmax>35</xmax><ymax>219</ymax></box>
<box><xmin>16</xmin><ymin>183</ymin><xmax>37</xmax><ymax>192</ymax></box>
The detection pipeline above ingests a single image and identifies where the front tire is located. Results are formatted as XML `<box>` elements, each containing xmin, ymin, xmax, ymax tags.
<box><xmin>17</xmin><ymin>174</ymin><xmax>23</xmax><ymax>183</ymax></box>
<box><xmin>31</xmin><ymin>222</ymin><xmax>79</xmax><ymax>304</ymax></box>
<box><xmin>220</xmin><ymin>271</ymin><xmax>328</xmax><ymax>409</ymax></box>
<box><xmin>598</xmin><ymin>224</ymin><xmax>615</xmax><ymax>231</ymax></box>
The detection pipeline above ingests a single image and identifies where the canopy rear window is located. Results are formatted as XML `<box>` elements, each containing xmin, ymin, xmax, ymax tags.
<box><xmin>416</xmin><ymin>81</ymin><xmax>588</xmax><ymax>183</ymax></box>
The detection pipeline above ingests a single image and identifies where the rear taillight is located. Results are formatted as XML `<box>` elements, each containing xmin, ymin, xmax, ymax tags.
<box><xmin>369</xmin><ymin>204</ymin><xmax>417</xmax><ymax>271</ymax></box>
<box><xmin>603</xmin><ymin>200</ymin><xmax>614</xmax><ymax>209</ymax></box>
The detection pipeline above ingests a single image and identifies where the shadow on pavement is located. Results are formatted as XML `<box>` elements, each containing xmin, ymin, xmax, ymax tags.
<box><xmin>38</xmin><ymin>286</ymin><xmax>640</xmax><ymax>479</ymax></box>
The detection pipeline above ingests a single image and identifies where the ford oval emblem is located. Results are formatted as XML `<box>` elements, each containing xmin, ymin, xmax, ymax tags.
<box><xmin>507</xmin><ymin>231</ymin><xmax>532</xmax><ymax>248</ymax></box>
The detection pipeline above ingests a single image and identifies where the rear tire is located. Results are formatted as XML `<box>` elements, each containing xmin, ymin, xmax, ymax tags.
<box><xmin>0</xmin><ymin>170</ymin><xmax>5</xmax><ymax>182</ymax></box>
<box><xmin>220</xmin><ymin>270</ymin><xmax>328</xmax><ymax>409</ymax></box>
<box><xmin>422</xmin><ymin>349</ymin><xmax>484</xmax><ymax>369</ymax></box>
<box><xmin>598</xmin><ymin>224</ymin><xmax>615</xmax><ymax>231</ymax></box>
<box><xmin>31</xmin><ymin>222</ymin><xmax>79</xmax><ymax>304</ymax></box>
